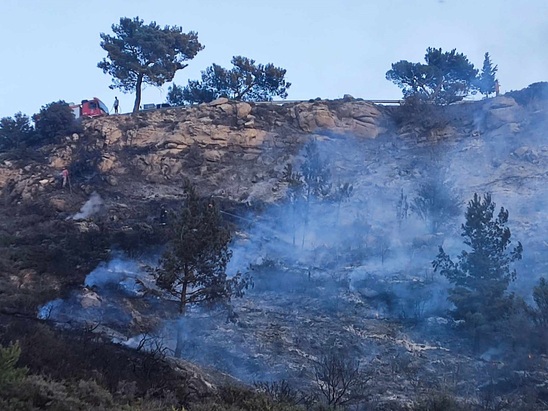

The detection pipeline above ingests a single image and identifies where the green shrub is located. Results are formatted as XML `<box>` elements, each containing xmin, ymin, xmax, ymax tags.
<box><xmin>0</xmin><ymin>112</ymin><xmax>35</xmax><ymax>151</ymax></box>
<box><xmin>0</xmin><ymin>342</ymin><xmax>27</xmax><ymax>388</ymax></box>
<box><xmin>392</xmin><ymin>96</ymin><xmax>449</xmax><ymax>133</ymax></box>
<box><xmin>33</xmin><ymin>100</ymin><xmax>82</xmax><ymax>143</ymax></box>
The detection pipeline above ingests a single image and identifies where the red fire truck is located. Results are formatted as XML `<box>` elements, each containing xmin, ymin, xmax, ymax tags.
<box><xmin>70</xmin><ymin>98</ymin><xmax>109</xmax><ymax>119</ymax></box>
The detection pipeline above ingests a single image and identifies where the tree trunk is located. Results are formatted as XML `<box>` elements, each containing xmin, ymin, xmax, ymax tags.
<box><xmin>179</xmin><ymin>280</ymin><xmax>188</xmax><ymax>315</ymax></box>
<box><xmin>174</xmin><ymin>279</ymin><xmax>188</xmax><ymax>358</ymax></box>
<box><xmin>133</xmin><ymin>73</ymin><xmax>144</xmax><ymax>113</ymax></box>
<box><xmin>301</xmin><ymin>192</ymin><xmax>311</xmax><ymax>248</ymax></box>
<box><xmin>174</xmin><ymin>327</ymin><xmax>183</xmax><ymax>357</ymax></box>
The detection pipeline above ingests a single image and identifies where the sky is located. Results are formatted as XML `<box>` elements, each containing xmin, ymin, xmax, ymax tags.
<box><xmin>0</xmin><ymin>0</ymin><xmax>546</xmax><ymax>118</ymax></box>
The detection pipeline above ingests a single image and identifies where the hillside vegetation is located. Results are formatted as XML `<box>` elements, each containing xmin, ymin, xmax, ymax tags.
<box><xmin>0</xmin><ymin>83</ymin><xmax>547</xmax><ymax>410</ymax></box>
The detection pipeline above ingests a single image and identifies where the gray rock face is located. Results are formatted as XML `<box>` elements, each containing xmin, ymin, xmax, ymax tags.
<box><xmin>481</xmin><ymin>96</ymin><xmax>525</xmax><ymax>130</ymax></box>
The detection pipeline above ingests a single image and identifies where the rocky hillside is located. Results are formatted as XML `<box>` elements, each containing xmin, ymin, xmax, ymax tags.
<box><xmin>71</xmin><ymin>96</ymin><xmax>383</xmax><ymax>202</ymax></box>
<box><xmin>1</xmin><ymin>83</ymin><xmax>548</xmax><ymax>409</ymax></box>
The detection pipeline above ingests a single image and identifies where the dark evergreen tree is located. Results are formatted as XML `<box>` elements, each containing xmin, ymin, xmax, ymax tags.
<box><xmin>0</xmin><ymin>112</ymin><xmax>35</xmax><ymax>151</ymax></box>
<box><xmin>530</xmin><ymin>277</ymin><xmax>548</xmax><ymax>353</ymax></box>
<box><xmin>532</xmin><ymin>277</ymin><xmax>548</xmax><ymax>326</ymax></box>
<box><xmin>476</xmin><ymin>52</ymin><xmax>498</xmax><ymax>98</ymax></box>
<box><xmin>179</xmin><ymin>56</ymin><xmax>291</xmax><ymax>104</ymax></box>
<box><xmin>98</xmin><ymin>17</ymin><xmax>203</xmax><ymax>113</ymax></box>
<box><xmin>166</xmin><ymin>83</ymin><xmax>191</xmax><ymax>107</ymax></box>
<box><xmin>0</xmin><ymin>343</ymin><xmax>27</xmax><ymax>390</ymax></box>
<box><xmin>33</xmin><ymin>101</ymin><xmax>80</xmax><ymax>141</ymax></box>
<box><xmin>433</xmin><ymin>193</ymin><xmax>522</xmax><ymax>341</ymax></box>
<box><xmin>386</xmin><ymin>47</ymin><xmax>478</xmax><ymax>105</ymax></box>
<box><xmin>155</xmin><ymin>181</ymin><xmax>250</xmax><ymax>356</ymax></box>
<box><xmin>411</xmin><ymin>179</ymin><xmax>461</xmax><ymax>233</ymax></box>
<box><xmin>155</xmin><ymin>181</ymin><xmax>248</xmax><ymax>316</ymax></box>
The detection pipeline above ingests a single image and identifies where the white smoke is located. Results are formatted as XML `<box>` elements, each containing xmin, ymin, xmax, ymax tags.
<box><xmin>71</xmin><ymin>192</ymin><xmax>104</xmax><ymax>220</ymax></box>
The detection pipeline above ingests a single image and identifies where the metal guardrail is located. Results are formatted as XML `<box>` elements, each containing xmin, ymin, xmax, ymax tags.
<box><xmin>111</xmin><ymin>98</ymin><xmax>404</xmax><ymax>116</ymax></box>
<box><xmin>255</xmin><ymin>99</ymin><xmax>403</xmax><ymax>105</ymax></box>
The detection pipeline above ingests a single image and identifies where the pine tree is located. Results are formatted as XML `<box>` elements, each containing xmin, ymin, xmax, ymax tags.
<box><xmin>386</xmin><ymin>47</ymin><xmax>478</xmax><ymax>105</ymax></box>
<box><xmin>0</xmin><ymin>112</ymin><xmax>35</xmax><ymax>150</ymax></box>
<box><xmin>531</xmin><ymin>277</ymin><xmax>548</xmax><ymax>353</ymax></box>
<box><xmin>178</xmin><ymin>56</ymin><xmax>291</xmax><ymax>104</ymax></box>
<box><xmin>532</xmin><ymin>277</ymin><xmax>548</xmax><ymax>326</ymax></box>
<box><xmin>98</xmin><ymin>17</ymin><xmax>203</xmax><ymax>112</ymax></box>
<box><xmin>476</xmin><ymin>52</ymin><xmax>498</xmax><ymax>98</ymax></box>
<box><xmin>433</xmin><ymin>193</ymin><xmax>522</xmax><ymax>340</ymax></box>
<box><xmin>155</xmin><ymin>181</ymin><xmax>250</xmax><ymax>356</ymax></box>
<box><xmin>156</xmin><ymin>181</ymin><xmax>248</xmax><ymax>316</ymax></box>
<box><xmin>0</xmin><ymin>343</ymin><xmax>27</xmax><ymax>389</ymax></box>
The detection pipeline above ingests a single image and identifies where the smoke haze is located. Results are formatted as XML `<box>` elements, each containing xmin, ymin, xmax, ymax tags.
<box><xmin>38</xmin><ymin>97</ymin><xmax>548</xmax><ymax>401</ymax></box>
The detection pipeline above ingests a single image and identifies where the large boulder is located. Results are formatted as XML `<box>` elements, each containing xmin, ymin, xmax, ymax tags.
<box><xmin>482</xmin><ymin>96</ymin><xmax>525</xmax><ymax>131</ymax></box>
<box><xmin>295</xmin><ymin>103</ymin><xmax>336</xmax><ymax>132</ymax></box>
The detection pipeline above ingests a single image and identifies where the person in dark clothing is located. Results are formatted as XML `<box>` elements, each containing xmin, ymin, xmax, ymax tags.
<box><xmin>113</xmin><ymin>97</ymin><xmax>119</xmax><ymax>114</ymax></box>
<box><xmin>159</xmin><ymin>204</ymin><xmax>168</xmax><ymax>225</ymax></box>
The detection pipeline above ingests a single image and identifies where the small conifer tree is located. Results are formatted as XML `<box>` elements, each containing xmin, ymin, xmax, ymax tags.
<box><xmin>0</xmin><ymin>342</ymin><xmax>27</xmax><ymax>389</ymax></box>
<box><xmin>476</xmin><ymin>52</ymin><xmax>498</xmax><ymax>98</ymax></box>
<box><xmin>433</xmin><ymin>193</ymin><xmax>522</xmax><ymax>342</ymax></box>
<box><xmin>155</xmin><ymin>181</ymin><xmax>250</xmax><ymax>356</ymax></box>
<box><xmin>156</xmin><ymin>180</ymin><xmax>248</xmax><ymax>316</ymax></box>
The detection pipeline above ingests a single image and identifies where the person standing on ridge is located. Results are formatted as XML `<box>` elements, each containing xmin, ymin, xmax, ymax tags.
<box><xmin>494</xmin><ymin>80</ymin><xmax>500</xmax><ymax>97</ymax></box>
<box><xmin>113</xmin><ymin>97</ymin><xmax>119</xmax><ymax>114</ymax></box>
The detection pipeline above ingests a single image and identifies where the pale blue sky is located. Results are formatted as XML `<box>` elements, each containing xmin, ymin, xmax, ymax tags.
<box><xmin>0</xmin><ymin>0</ymin><xmax>546</xmax><ymax>118</ymax></box>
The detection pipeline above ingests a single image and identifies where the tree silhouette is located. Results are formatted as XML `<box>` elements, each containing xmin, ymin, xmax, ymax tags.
<box><xmin>98</xmin><ymin>17</ymin><xmax>203</xmax><ymax>113</ymax></box>
<box><xmin>33</xmin><ymin>101</ymin><xmax>81</xmax><ymax>141</ymax></box>
<box><xmin>169</xmin><ymin>56</ymin><xmax>290</xmax><ymax>104</ymax></box>
<box><xmin>476</xmin><ymin>52</ymin><xmax>498</xmax><ymax>98</ymax></box>
<box><xmin>155</xmin><ymin>181</ymin><xmax>248</xmax><ymax>316</ymax></box>
<box><xmin>411</xmin><ymin>178</ymin><xmax>461</xmax><ymax>233</ymax></box>
<box><xmin>433</xmin><ymin>193</ymin><xmax>522</xmax><ymax>343</ymax></box>
<box><xmin>155</xmin><ymin>181</ymin><xmax>250</xmax><ymax>356</ymax></box>
<box><xmin>0</xmin><ymin>112</ymin><xmax>34</xmax><ymax>150</ymax></box>
<box><xmin>313</xmin><ymin>351</ymin><xmax>371</xmax><ymax>407</ymax></box>
<box><xmin>386</xmin><ymin>47</ymin><xmax>478</xmax><ymax>105</ymax></box>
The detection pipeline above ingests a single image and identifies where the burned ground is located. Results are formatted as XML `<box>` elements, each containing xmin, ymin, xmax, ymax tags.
<box><xmin>1</xmin><ymin>90</ymin><xmax>548</xmax><ymax>409</ymax></box>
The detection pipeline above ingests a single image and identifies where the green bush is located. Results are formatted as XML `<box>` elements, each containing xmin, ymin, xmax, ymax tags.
<box><xmin>33</xmin><ymin>100</ymin><xmax>82</xmax><ymax>143</ymax></box>
<box><xmin>0</xmin><ymin>342</ymin><xmax>27</xmax><ymax>388</ymax></box>
<box><xmin>392</xmin><ymin>96</ymin><xmax>449</xmax><ymax>132</ymax></box>
<box><xmin>0</xmin><ymin>112</ymin><xmax>36</xmax><ymax>151</ymax></box>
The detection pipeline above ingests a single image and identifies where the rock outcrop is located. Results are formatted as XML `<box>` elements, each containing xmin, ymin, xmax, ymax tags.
<box><xmin>74</xmin><ymin>99</ymin><xmax>384</xmax><ymax>204</ymax></box>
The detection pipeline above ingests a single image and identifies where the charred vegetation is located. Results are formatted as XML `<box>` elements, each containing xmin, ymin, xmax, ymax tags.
<box><xmin>0</xmin><ymin>89</ymin><xmax>548</xmax><ymax>409</ymax></box>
